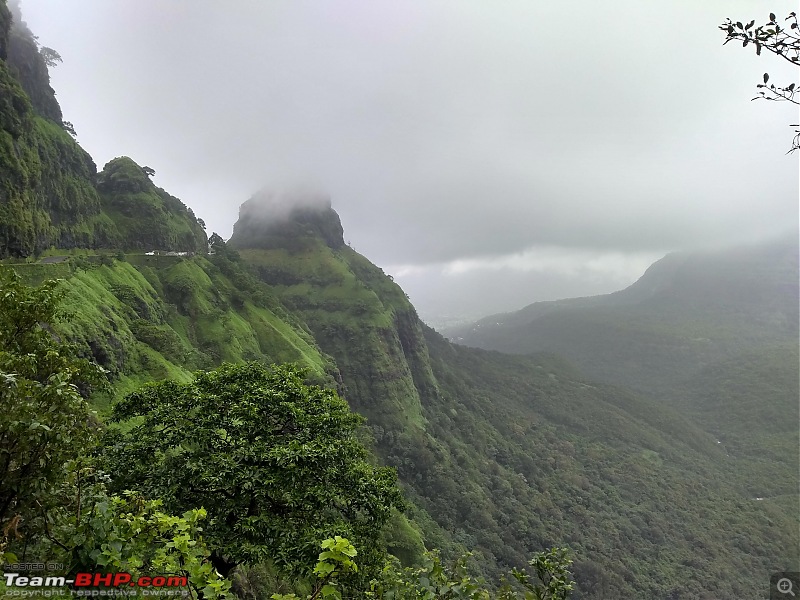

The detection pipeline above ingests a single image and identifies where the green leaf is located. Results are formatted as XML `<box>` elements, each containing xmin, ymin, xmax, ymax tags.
<box><xmin>315</xmin><ymin>562</ymin><xmax>335</xmax><ymax>577</ymax></box>
<box><xmin>320</xmin><ymin>585</ymin><xmax>341</xmax><ymax>600</ymax></box>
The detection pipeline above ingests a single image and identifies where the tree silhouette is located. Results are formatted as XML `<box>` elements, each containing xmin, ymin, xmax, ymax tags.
<box><xmin>720</xmin><ymin>12</ymin><xmax>799</xmax><ymax>152</ymax></box>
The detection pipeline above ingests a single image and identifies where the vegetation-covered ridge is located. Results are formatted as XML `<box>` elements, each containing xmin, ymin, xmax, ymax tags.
<box><xmin>0</xmin><ymin>6</ymin><xmax>206</xmax><ymax>257</ymax></box>
<box><xmin>227</xmin><ymin>195</ymin><xmax>798</xmax><ymax>598</ymax></box>
<box><xmin>97</xmin><ymin>156</ymin><xmax>208</xmax><ymax>253</ymax></box>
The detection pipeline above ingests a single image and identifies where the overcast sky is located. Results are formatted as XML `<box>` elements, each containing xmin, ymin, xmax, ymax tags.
<box><xmin>19</xmin><ymin>0</ymin><xmax>799</xmax><ymax>322</ymax></box>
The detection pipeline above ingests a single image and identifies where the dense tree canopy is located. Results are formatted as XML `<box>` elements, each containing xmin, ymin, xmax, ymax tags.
<box><xmin>101</xmin><ymin>362</ymin><xmax>404</xmax><ymax>579</ymax></box>
<box><xmin>0</xmin><ymin>269</ymin><xmax>104</xmax><ymax>542</ymax></box>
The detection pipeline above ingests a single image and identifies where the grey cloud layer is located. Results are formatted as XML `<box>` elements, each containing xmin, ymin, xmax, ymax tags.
<box><xmin>20</xmin><ymin>0</ymin><xmax>799</xmax><ymax>315</ymax></box>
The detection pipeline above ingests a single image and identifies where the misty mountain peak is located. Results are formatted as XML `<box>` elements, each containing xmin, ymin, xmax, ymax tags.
<box><xmin>228</xmin><ymin>189</ymin><xmax>345</xmax><ymax>251</ymax></box>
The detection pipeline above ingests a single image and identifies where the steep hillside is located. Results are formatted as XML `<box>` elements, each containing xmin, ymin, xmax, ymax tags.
<box><xmin>229</xmin><ymin>193</ymin><xmax>432</xmax><ymax>434</ymax></box>
<box><xmin>229</xmin><ymin>194</ymin><xmax>799</xmax><ymax>598</ymax></box>
<box><xmin>0</xmin><ymin>7</ymin><xmax>205</xmax><ymax>256</ymax></box>
<box><xmin>0</xmin><ymin>59</ymin><xmax>112</xmax><ymax>255</ymax></box>
<box><xmin>8</xmin><ymin>252</ymin><xmax>337</xmax><ymax>408</ymax></box>
<box><xmin>0</xmin><ymin>4</ymin><xmax>107</xmax><ymax>255</ymax></box>
<box><xmin>6</xmin><ymin>0</ymin><xmax>61</xmax><ymax>121</ymax></box>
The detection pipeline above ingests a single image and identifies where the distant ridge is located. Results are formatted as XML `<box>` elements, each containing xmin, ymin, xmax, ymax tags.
<box><xmin>447</xmin><ymin>236</ymin><xmax>799</xmax><ymax>395</ymax></box>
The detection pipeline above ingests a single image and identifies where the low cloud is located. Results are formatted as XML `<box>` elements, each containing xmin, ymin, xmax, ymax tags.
<box><xmin>440</xmin><ymin>246</ymin><xmax>660</xmax><ymax>279</ymax></box>
<box><xmin>388</xmin><ymin>245</ymin><xmax>662</xmax><ymax>322</ymax></box>
<box><xmin>240</xmin><ymin>188</ymin><xmax>332</xmax><ymax>223</ymax></box>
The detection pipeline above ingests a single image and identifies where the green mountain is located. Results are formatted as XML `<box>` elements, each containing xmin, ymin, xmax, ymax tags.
<box><xmin>228</xmin><ymin>194</ymin><xmax>798</xmax><ymax>597</ymax></box>
<box><xmin>229</xmin><ymin>192</ymin><xmax>431</xmax><ymax>434</ymax></box>
<box><xmin>1</xmin><ymin>6</ymin><xmax>797</xmax><ymax>597</ymax></box>
<box><xmin>447</xmin><ymin>237</ymin><xmax>800</xmax><ymax>580</ymax></box>
<box><xmin>447</xmin><ymin>239</ymin><xmax>798</xmax><ymax>397</ymax></box>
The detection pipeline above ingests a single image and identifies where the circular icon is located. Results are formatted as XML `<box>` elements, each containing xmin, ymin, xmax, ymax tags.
<box><xmin>777</xmin><ymin>578</ymin><xmax>795</xmax><ymax>596</ymax></box>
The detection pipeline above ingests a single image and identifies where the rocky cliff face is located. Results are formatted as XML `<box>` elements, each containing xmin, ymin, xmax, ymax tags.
<box><xmin>230</xmin><ymin>192</ymin><xmax>432</xmax><ymax>434</ymax></box>
<box><xmin>230</xmin><ymin>191</ymin><xmax>345</xmax><ymax>252</ymax></box>
<box><xmin>6</xmin><ymin>2</ymin><xmax>62</xmax><ymax>123</ymax></box>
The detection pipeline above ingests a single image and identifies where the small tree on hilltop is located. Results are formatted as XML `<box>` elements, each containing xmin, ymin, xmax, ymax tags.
<box><xmin>38</xmin><ymin>45</ymin><xmax>61</xmax><ymax>68</ymax></box>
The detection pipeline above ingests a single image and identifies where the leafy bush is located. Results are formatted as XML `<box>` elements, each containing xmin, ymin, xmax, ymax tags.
<box><xmin>274</xmin><ymin>538</ymin><xmax>573</xmax><ymax>600</ymax></box>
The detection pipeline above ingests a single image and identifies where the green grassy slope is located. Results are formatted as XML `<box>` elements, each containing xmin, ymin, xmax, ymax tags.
<box><xmin>7</xmin><ymin>254</ymin><xmax>335</xmax><ymax>412</ymax></box>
